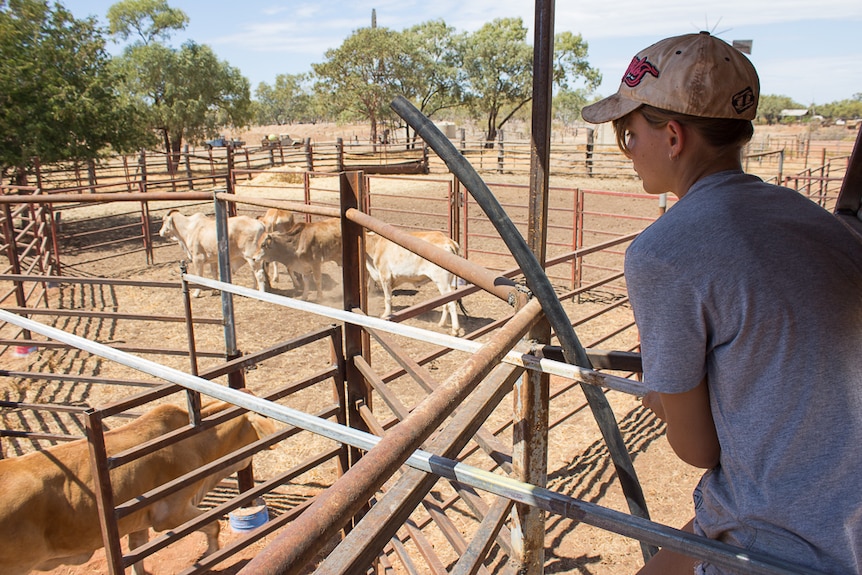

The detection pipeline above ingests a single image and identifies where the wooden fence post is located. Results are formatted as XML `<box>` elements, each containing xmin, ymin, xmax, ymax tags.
<box><xmin>304</xmin><ymin>138</ymin><xmax>314</xmax><ymax>172</ymax></box>
<box><xmin>586</xmin><ymin>128</ymin><xmax>595</xmax><ymax>177</ymax></box>
<box><xmin>497</xmin><ymin>130</ymin><xmax>505</xmax><ymax>174</ymax></box>
<box><xmin>184</xmin><ymin>144</ymin><xmax>194</xmax><ymax>190</ymax></box>
<box><xmin>336</xmin><ymin>137</ymin><xmax>344</xmax><ymax>172</ymax></box>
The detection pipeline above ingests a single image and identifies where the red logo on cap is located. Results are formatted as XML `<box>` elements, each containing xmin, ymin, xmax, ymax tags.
<box><xmin>622</xmin><ymin>56</ymin><xmax>659</xmax><ymax>87</ymax></box>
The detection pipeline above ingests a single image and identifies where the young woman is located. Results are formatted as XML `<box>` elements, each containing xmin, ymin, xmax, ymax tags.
<box><xmin>582</xmin><ymin>32</ymin><xmax>862</xmax><ymax>574</ymax></box>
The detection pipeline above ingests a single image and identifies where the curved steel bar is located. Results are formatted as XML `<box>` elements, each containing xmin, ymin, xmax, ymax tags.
<box><xmin>390</xmin><ymin>95</ymin><xmax>653</xmax><ymax>545</ymax></box>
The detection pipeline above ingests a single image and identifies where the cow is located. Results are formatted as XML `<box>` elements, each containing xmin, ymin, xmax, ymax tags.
<box><xmin>295</xmin><ymin>217</ymin><xmax>343</xmax><ymax>292</ymax></box>
<box><xmin>0</xmin><ymin>399</ymin><xmax>278</xmax><ymax>575</ymax></box>
<box><xmin>365</xmin><ymin>231</ymin><xmax>465</xmax><ymax>336</ymax></box>
<box><xmin>257</xmin><ymin>209</ymin><xmax>297</xmax><ymax>285</ymax></box>
<box><xmin>251</xmin><ymin>228</ymin><xmax>317</xmax><ymax>300</ymax></box>
<box><xmin>159</xmin><ymin>210</ymin><xmax>268</xmax><ymax>297</ymax></box>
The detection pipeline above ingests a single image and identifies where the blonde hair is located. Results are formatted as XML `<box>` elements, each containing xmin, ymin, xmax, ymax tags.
<box><xmin>612</xmin><ymin>105</ymin><xmax>754</xmax><ymax>156</ymax></box>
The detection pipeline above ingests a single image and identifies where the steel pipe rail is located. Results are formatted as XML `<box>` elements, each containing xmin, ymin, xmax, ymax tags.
<box><xmin>0</xmin><ymin>191</ymin><xmax>213</xmax><ymax>204</ymax></box>
<box><xmin>0</xmin><ymin>308</ymin><xmax>822</xmax><ymax>575</ymax></box>
<box><xmin>214</xmin><ymin>191</ymin><xmax>341</xmax><ymax>219</ymax></box>
<box><xmin>184</xmin><ymin>274</ymin><xmax>648</xmax><ymax>396</ymax></box>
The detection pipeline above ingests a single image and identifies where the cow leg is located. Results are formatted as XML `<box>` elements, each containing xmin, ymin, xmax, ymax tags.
<box><xmin>445</xmin><ymin>300</ymin><xmax>463</xmax><ymax>336</ymax></box>
<box><xmin>251</xmin><ymin>260</ymin><xmax>268</xmax><ymax>292</ymax></box>
<box><xmin>128</xmin><ymin>529</ymin><xmax>150</xmax><ymax>575</ymax></box>
<box><xmin>290</xmin><ymin>269</ymin><xmax>305</xmax><ymax>293</ymax></box>
<box><xmin>198</xmin><ymin>519</ymin><xmax>221</xmax><ymax>557</ymax></box>
<box><xmin>379</xmin><ymin>277</ymin><xmax>394</xmax><ymax>318</ymax></box>
<box><xmin>312</xmin><ymin>259</ymin><xmax>323</xmax><ymax>301</ymax></box>
<box><xmin>269</xmin><ymin>261</ymin><xmax>279</xmax><ymax>283</ymax></box>
<box><xmin>190</xmin><ymin>256</ymin><xmax>206</xmax><ymax>298</ymax></box>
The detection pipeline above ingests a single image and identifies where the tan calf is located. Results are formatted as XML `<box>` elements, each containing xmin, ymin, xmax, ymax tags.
<box><xmin>0</xmin><ymin>400</ymin><xmax>277</xmax><ymax>575</ymax></box>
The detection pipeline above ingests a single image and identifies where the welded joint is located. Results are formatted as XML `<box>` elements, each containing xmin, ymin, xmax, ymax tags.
<box><xmin>508</xmin><ymin>283</ymin><xmax>533</xmax><ymax>309</ymax></box>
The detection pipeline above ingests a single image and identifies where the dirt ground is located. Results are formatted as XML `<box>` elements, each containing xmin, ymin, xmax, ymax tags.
<box><xmin>3</xmin><ymin>119</ymin><xmax>830</xmax><ymax>574</ymax></box>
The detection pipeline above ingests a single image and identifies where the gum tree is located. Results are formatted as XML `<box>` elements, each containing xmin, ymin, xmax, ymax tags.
<box><xmin>0</xmin><ymin>0</ymin><xmax>151</xmax><ymax>184</ymax></box>
<box><xmin>108</xmin><ymin>0</ymin><xmax>251</xmax><ymax>169</ymax></box>
<box><xmin>459</xmin><ymin>19</ymin><xmax>600</xmax><ymax>144</ymax></box>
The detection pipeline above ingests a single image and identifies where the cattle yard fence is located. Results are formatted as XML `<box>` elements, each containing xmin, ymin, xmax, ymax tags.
<box><xmin>0</xmin><ymin>165</ymin><xmax>831</xmax><ymax>574</ymax></box>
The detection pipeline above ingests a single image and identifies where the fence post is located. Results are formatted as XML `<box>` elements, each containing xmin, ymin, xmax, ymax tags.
<box><xmin>138</xmin><ymin>150</ymin><xmax>147</xmax><ymax>194</ymax></box>
<box><xmin>2</xmin><ymin>202</ymin><xmax>32</xmax><ymax>341</ymax></box>
<box><xmin>85</xmin><ymin>408</ymin><xmax>125</xmax><ymax>575</ymax></box>
<box><xmin>225</xmin><ymin>147</ymin><xmax>237</xmax><ymax>217</ymax></box>
<box><xmin>778</xmin><ymin>149</ymin><xmax>784</xmax><ymax>183</ymax></box>
<box><xmin>339</xmin><ymin>170</ymin><xmax>372</xmax><ymax>472</ymax></box>
<box><xmin>459</xmin><ymin>127</ymin><xmax>466</xmax><ymax>152</ymax></box>
<box><xmin>497</xmin><ymin>130</ymin><xmax>504</xmax><ymax>174</ymax></box>
<box><xmin>336</xmin><ymin>137</ymin><xmax>344</xmax><ymax>172</ymax></box>
<box><xmin>213</xmin><ymin>195</ymin><xmax>252</xmax><ymax>492</ymax></box>
<box><xmin>586</xmin><ymin>128</ymin><xmax>595</xmax><ymax>177</ymax></box>
<box><xmin>87</xmin><ymin>158</ymin><xmax>97</xmax><ymax>193</ymax></box>
<box><xmin>304</xmin><ymin>138</ymin><xmax>314</xmax><ymax>172</ymax></box>
<box><xmin>184</xmin><ymin>144</ymin><xmax>194</xmax><ymax>190</ymax></box>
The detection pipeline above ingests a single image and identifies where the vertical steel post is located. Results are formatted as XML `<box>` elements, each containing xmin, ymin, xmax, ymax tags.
<box><xmin>85</xmin><ymin>408</ymin><xmax>125</xmax><ymax>575</ymax></box>
<box><xmin>213</xmin><ymin>195</ymin><xmax>252</xmax><ymax>492</ymax></box>
<box><xmin>512</xmin><ymin>0</ymin><xmax>554</xmax><ymax>571</ymax></box>
<box><xmin>339</xmin><ymin>171</ymin><xmax>372</xmax><ymax>471</ymax></box>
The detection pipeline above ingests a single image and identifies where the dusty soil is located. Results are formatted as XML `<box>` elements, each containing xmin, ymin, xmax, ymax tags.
<box><xmin>4</xmin><ymin>120</ymin><xmax>827</xmax><ymax>574</ymax></box>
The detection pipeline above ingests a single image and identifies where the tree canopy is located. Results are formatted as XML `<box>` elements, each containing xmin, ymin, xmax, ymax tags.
<box><xmin>312</xmin><ymin>26</ymin><xmax>406</xmax><ymax>143</ymax></box>
<box><xmin>0</xmin><ymin>0</ymin><xmax>151</xmax><ymax>184</ymax></box>
<box><xmin>108</xmin><ymin>0</ymin><xmax>251</xmax><ymax>167</ymax></box>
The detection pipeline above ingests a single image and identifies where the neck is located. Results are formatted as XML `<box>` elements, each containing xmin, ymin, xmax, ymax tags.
<box><xmin>673</xmin><ymin>148</ymin><xmax>742</xmax><ymax>199</ymax></box>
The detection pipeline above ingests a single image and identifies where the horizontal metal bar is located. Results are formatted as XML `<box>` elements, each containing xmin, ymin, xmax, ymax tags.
<box><xmin>182</xmin><ymin>274</ymin><xmax>648</xmax><ymax>396</ymax></box>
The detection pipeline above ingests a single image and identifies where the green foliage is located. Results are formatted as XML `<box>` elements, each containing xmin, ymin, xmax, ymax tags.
<box><xmin>458</xmin><ymin>18</ymin><xmax>600</xmax><ymax>143</ymax></box>
<box><xmin>397</xmin><ymin>20</ymin><xmax>463</xmax><ymax>118</ymax></box>
<box><xmin>458</xmin><ymin>17</ymin><xmax>533</xmax><ymax>142</ymax></box>
<box><xmin>260</xmin><ymin>17</ymin><xmax>598</xmax><ymax>143</ymax></box>
<box><xmin>0</xmin><ymin>0</ymin><xmax>152</xmax><ymax>183</ymax></box>
<box><xmin>312</xmin><ymin>26</ymin><xmax>406</xmax><ymax>142</ymax></box>
<box><xmin>108</xmin><ymin>0</ymin><xmax>251</xmax><ymax>164</ymax></box>
<box><xmin>756</xmin><ymin>94</ymin><xmax>804</xmax><ymax>125</ymax></box>
<box><xmin>554</xmin><ymin>88</ymin><xmax>590</xmax><ymax>128</ymax></box>
<box><xmin>107</xmin><ymin>0</ymin><xmax>187</xmax><ymax>45</ymax></box>
<box><xmin>254</xmin><ymin>73</ymin><xmax>318</xmax><ymax>125</ymax></box>
<box><xmin>815</xmin><ymin>94</ymin><xmax>862</xmax><ymax>122</ymax></box>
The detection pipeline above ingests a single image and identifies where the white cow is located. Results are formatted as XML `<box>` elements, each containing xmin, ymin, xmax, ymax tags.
<box><xmin>0</xmin><ymin>400</ymin><xmax>278</xmax><ymax>575</ymax></box>
<box><xmin>365</xmin><ymin>230</ymin><xmax>464</xmax><ymax>336</ymax></box>
<box><xmin>159</xmin><ymin>210</ymin><xmax>268</xmax><ymax>297</ymax></box>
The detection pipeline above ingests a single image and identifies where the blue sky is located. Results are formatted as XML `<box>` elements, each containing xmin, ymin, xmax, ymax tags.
<box><xmin>70</xmin><ymin>0</ymin><xmax>861</xmax><ymax>107</ymax></box>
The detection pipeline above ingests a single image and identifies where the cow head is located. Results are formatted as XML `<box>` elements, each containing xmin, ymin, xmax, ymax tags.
<box><xmin>158</xmin><ymin>210</ymin><xmax>180</xmax><ymax>240</ymax></box>
<box><xmin>251</xmin><ymin>233</ymin><xmax>274</xmax><ymax>264</ymax></box>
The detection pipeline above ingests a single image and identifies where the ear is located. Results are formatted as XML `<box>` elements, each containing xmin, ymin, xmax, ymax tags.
<box><xmin>666</xmin><ymin>120</ymin><xmax>685</xmax><ymax>160</ymax></box>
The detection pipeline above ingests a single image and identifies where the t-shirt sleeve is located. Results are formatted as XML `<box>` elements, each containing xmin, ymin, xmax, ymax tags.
<box><xmin>625</xmin><ymin>248</ymin><xmax>709</xmax><ymax>394</ymax></box>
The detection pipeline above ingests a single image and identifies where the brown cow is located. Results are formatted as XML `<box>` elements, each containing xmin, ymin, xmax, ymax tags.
<box><xmin>0</xmin><ymin>400</ymin><xmax>278</xmax><ymax>575</ymax></box>
<box><xmin>251</xmin><ymin>228</ymin><xmax>317</xmax><ymax>300</ymax></box>
<box><xmin>295</xmin><ymin>217</ymin><xmax>343</xmax><ymax>292</ymax></box>
<box><xmin>257</xmin><ymin>209</ymin><xmax>296</xmax><ymax>285</ymax></box>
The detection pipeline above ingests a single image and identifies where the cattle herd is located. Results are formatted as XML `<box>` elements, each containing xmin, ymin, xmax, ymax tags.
<box><xmin>159</xmin><ymin>207</ymin><xmax>466</xmax><ymax>336</ymax></box>
<box><xmin>0</xmin><ymin>208</ymin><xmax>470</xmax><ymax>575</ymax></box>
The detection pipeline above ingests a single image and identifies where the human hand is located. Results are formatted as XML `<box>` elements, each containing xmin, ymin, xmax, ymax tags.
<box><xmin>642</xmin><ymin>391</ymin><xmax>666</xmax><ymax>421</ymax></box>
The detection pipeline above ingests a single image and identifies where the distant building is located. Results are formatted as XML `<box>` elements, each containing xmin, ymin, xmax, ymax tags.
<box><xmin>780</xmin><ymin>109</ymin><xmax>810</xmax><ymax>118</ymax></box>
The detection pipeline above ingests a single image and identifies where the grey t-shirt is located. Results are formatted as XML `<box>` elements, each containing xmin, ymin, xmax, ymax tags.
<box><xmin>625</xmin><ymin>170</ymin><xmax>862</xmax><ymax>573</ymax></box>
